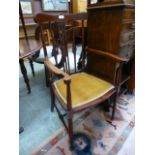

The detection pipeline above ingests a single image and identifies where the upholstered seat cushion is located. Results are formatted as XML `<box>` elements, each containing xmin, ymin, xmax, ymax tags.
<box><xmin>54</xmin><ymin>72</ymin><xmax>114</xmax><ymax>108</ymax></box>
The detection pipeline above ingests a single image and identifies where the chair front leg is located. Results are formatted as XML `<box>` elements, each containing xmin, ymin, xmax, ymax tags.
<box><xmin>50</xmin><ymin>86</ymin><xmax>55</xmax><ymax>112</ymax></box>
<box><xmin>68</xmin><ymin>114</ymin><xmax>73</xmax><ymax>145</ymax></box>
<box><xmin>65</xmin><ymin>81</ymin><xmax>73</xmax><ymax>145</ymax></box>
<box><xmin>44</xmin><ymin>65</ymin><xmax>49</xmax><ymax>87</ymax></box>
<box><xmin>48</xmin><ymin>70</ymin><xmax>55</xmax><ymax>112</ymax></box>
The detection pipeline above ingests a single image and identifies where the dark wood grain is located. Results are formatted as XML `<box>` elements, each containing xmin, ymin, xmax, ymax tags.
<box><xmin>19</xmin><ymin>59</ymin><xmax>31</xmax><ymax>94</ymax></box>
<box><xmin>19</xmin><ymin>38</ymin><xmax>42</xmax><ymax>60</ymax></box>
<box><xmin>19</xmin><ymin>38</ymin><xmax>42</xmax><ymax>93</ymax></box>
<box><xmin>19</xmin><ymin>1</ymin><xmax>42</xmax><ymax>93</ymax></box>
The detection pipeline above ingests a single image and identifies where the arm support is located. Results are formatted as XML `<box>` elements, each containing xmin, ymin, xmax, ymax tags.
<box><xmin>45</xmin><ymin>58</ymin><xmax>72</xmax><ymax>110</ymax></box>
<box><xmin>87</xmin><ymin>48</ymin><xmax>129</xmax><ymax>63</ymax></box>
<box><xmin>45</xmin><ymin>58</ymin><xmax>71</xmax><ymax>82</ymax></box>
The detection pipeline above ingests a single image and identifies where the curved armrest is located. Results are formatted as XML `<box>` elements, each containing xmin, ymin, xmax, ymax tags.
<box><xmin>87</xmin><ymin>48</ymin><xmax>129</xmax><ymax>63</ymax></box>
<box><xmin>45</xmin><ymin>58</ymin><xmax>71</xmax><ymax>82</ymax></box>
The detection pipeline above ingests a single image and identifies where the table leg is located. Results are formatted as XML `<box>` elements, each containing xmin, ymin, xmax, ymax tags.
<box><xmin>19</xmin><ymin>126</ymin><xmax>24</xmax><ymax>134</ymax></box>
<box><xmin>19</xmin><ymin>59</ymin><xmax>31</xmax><ymax>94</ymax></box>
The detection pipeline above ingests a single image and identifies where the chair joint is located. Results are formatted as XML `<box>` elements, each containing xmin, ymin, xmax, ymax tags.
<box><xmin>66</xmin><ymin>110</ymin><xmax>74</xmax><ymax>118</ymax></box>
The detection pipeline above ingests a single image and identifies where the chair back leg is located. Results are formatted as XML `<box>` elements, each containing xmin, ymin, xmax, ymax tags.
<box><xmin>111</xmin><ymin>92</ymin><xmax>118</xmax><ymax>120</ymax></box>
<box><xmin>29</xmin><ymin>60</ymin><xmax>35</xmax><ymax>77</ymax></box>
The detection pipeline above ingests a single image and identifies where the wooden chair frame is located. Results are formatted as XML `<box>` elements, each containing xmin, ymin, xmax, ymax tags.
<box><xmin>34</xmin><ymin>12</ymin><xmax>129</xmax><ymax>145</ymax></box>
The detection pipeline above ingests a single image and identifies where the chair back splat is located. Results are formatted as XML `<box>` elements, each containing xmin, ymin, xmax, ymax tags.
<box><xmin>34</xmin><ymin>13</ymin><xmax>88</xmax><ymax>74</ymax></box>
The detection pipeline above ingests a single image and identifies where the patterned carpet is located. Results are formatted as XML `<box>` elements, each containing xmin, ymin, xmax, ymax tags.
<box><xmin>30</xmin><ymin>94</ymin><xmax>135</xmax><ymax>155</ymax></box>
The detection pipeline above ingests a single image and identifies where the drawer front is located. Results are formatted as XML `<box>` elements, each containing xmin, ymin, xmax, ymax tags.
<box><xmin>120</xmin><ymin>30</ymin><xmax>135</xmax><ymax>45</ymax></box>
<box><xmin>120</xmin><ymin>39</ymin><xmax>135</xmax><ymax>47</ymax></box>
<box><xmin>119</xmin><ymin>45</ymin><xmax>134</xmax><ymax>59</ymax></box>
<box><xmin>122</xmin><ymin>22</ymin><xmax>135</xmax><ymax>31</ymax></box>
<box><xmin>123</xmin><ymin>9</ymin><xmax>135</xmax><ymax>20</ymax></box>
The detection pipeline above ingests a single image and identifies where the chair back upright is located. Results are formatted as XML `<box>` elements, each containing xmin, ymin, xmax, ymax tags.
<box><xmin>34</xmin><ymin>13</ymin><xmax>88</xmax><ymax>74</ymax></box>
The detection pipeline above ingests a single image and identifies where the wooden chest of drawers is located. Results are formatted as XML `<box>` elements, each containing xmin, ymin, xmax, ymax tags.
<box><xmin>87</xmin><ymin>0</ymin><xmax>135</xmax><ymax>91</ymax></box>
<box><xmin>87</xmin><ymin>0</ymin><xmax>135</xmax><ymax>58</ymax></box>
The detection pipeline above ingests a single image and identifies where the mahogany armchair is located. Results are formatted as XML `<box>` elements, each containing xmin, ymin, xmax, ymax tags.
<box><xmin>34</xmin><ymin>12</ymin><xmax>129</xmax><ymax>145</ymax></box>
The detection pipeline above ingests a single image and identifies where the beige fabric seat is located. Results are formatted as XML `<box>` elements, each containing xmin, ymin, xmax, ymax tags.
<box><xmin>54</xmin><ymin>72</ymin><xmax>114</xmax><ymax>108</ymax></box>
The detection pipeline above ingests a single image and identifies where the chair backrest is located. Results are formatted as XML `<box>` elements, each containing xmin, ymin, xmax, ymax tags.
<box><xmin>34</xmin><ymin>13</ymin><xmax>88</xmax><ymax>74</ymax></box>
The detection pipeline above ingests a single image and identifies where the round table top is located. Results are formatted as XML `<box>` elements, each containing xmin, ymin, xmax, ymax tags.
<box><xmin>19</xmin><ymin>38</ymin><xmax>42</xmax><ymax>60</ymax></box>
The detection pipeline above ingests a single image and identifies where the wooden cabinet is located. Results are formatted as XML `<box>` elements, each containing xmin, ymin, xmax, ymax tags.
<box><xmin>87</xmin><ymin>0</ymin><xmax>135</xmax><ymax>92</ymax></box>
